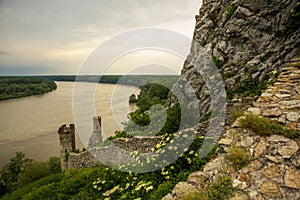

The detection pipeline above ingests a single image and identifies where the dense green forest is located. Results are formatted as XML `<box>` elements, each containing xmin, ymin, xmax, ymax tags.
<box><xmin>0</xmin><ymin>77</ymin><xmax>57</xmax><ymax>101</ymax></box>
<box><xmin>40</xmin><ymin>75</ymin><xmax>180</xmax><ymax>87</ymax></box>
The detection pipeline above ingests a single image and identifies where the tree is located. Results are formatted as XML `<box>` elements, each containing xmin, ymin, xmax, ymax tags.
<box><xmin>48</xmin><ymin>157</ymin><xmax>61</xmax><ymax>174</ymax></box>
<box><xmin>0</xmin><ymin>152</ymin><xmax>32</xmax><ymax>196</ymax></box>
<box><xmin>17</xmin><ymin>161</ymin><xmax>50</xmax><ymax>187</ymax></box>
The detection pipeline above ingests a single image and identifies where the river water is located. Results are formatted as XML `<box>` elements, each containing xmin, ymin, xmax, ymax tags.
<box><xmin>0</xmin><ymin>82</ymin><xmax>138</xmax><ymax>166</ymax></box>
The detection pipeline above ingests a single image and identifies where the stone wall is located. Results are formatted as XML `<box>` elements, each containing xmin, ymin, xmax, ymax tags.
<box><xmin>66</xmin><ymin>136</ymin><xmax>162</xmax><ymax>169</ymax></box>
<box><xmin>68</xmin><ymin>151</ymin><xmax>100</xmax><ymax>169</ymax></box>
<box><xmin>162</xmin><ymin>58</ymin><xmax>300</xmax><ymax>200</ymax></box>
<box><xmin>252</xmin><ymin>58</ymin><xmax>300</xmax><ymax>130</ymax></box>
<box><xmin>111</xmin><ymin>136</ymin><xmax>162</xmax><ymax>153</ymax></box>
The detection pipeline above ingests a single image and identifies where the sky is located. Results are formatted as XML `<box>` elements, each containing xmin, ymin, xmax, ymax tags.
<box><xmin>0</xmin><ymin>0</ymin><xmax>202</xmax><ymax>75</ymax></box>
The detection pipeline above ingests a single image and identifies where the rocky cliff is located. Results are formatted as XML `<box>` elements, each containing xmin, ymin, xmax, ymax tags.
<box><xmin>162</xmin><ymin>1</ymin><xmax>300</xmax><ymax>199</ymax></box>
<box><xmin>182</xmin><ymin>0</ymin><xmax>299</xmax><ymax>114</ymax></box>
<box><xmin>163</xmin><ymin>58</ymin><xmax>300</xmax><ymax>200</ymax></box>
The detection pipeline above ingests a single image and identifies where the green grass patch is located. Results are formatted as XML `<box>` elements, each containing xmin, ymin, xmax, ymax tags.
<box><xmin>239</xmin><ymin>114</ymin><xmax>300</xmax><ymax>138</ymax></box>
<box><xmin>227</xmin><ymin>146</ymin><xmax>250</xmax><ymax>169</ymax></box>
<box><xmin>228</xmin><ymin>108</ymin><xmax>245</xmax><ymax>122</ymax></box>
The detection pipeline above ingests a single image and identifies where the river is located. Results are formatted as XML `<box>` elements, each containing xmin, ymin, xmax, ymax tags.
<box><xmin>0</xmin><ymin>81</ymin><xmax>138</xmax><ymax>166</ymax></box>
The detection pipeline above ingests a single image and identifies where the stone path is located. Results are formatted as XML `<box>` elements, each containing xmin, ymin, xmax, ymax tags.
<box><xmin>162</xmin><ymin>58</ymin><xmax>300</xmax><ymax>200</ymax></box>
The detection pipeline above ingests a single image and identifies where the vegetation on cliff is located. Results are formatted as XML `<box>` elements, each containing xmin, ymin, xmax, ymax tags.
<box><xmin>0</xmin><ymin>77</ymin><xmax>57</xmax><ymax>101</ymax></box>
<box><xmin>0</xmin><ymin>153</ymin><xmax>61</xmax><ymax>198</ymax></box>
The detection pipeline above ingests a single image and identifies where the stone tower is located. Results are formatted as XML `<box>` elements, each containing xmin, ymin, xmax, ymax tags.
<box><xmin>88</xmin><ymin>116</ymin><xmax>103</xmax><ymax>149</ymax></box>
<box><xmin>58</xmin><ymin>124</ymin><xmax>76</xmax><ymax>170</ymax></box>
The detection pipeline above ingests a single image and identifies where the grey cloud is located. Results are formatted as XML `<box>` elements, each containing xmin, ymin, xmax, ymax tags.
<box><xmin>0</xmin><ymin>0</ymin><xmax>201</xmax><ymax>74</ymax></box>
<box><xmin>0</xmin><ymin>51</ymin><xmax>9</xmax><ymax>55</ymax></box>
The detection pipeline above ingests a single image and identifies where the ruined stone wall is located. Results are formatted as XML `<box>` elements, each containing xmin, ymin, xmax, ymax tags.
<box><xmin>66</xmin><ymin>136</ymin><xmax>162</xmax><ymax>169</ymax></box>
<box><xmin>68</xmin><ymin>151</ymin><xmax>99</xmax><ymax>169</ymax></box>
<box><xmin>111</xmin><ymin>136</ymin><xmax>162</xmax><ymax>153</ymax></box>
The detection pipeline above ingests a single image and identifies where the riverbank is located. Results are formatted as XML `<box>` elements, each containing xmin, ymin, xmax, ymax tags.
<box><xmin>0</xmin><ymin>77</ymin><xmax>57</xmax><ymax>101</ymax></box>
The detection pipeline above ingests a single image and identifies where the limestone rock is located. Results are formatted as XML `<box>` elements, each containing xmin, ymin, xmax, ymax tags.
<box><xmin>292</xmin><ymin>153</ymin><xmax>300</xmax><ymax>167</ymax></box>
<box><xmin>187</xmin><ymin>171</ymin><xmax>208</xmax><ymax>187</ymax></box>
<box><xmin>262</xmin><ymin>164</ymin><xmax>280</xmax><ymax>178</ymax></box>
<box><xmin>161</xmin><ymin>193</ymin><xmax>173</xmax><ymax>200</ymax></box>
<box><xmin>267</xmin><ymin>135</ymin><xmax>291</xmax><ymax>143</ymax></box>
<box><xmin>171</xmin><ymin>182</ymin><xmax>198</xmax><ymax>199</ymax></box>
<box><xmin>284</xmin><ymin>168</ymin><xmax>300</xmax><ymax>189</ymax></box>
<box><xmin>254</xmin><ymin>140</ymin><xmax>267</xmax><ymax>158</ymax></box>
<box><xmin>218</xmin><ymin>138</ymin><xmax>233</xmax><ymax>145</ymax></box>
<box><xmin>203</xmin><ymin>156</ymin><xmax>224</xmax><ymax>174</ymax></box>
<box><xmin>259</xmin><ymin>181</ymin><xmax>282</xmax><ymax>198</ymax></box>
<box><xmin>262</xmin><ymin>109</ymin><xmax>282</xmax><ymax>117</ymax></box>
<box><xmin>265</xmin><ymin>155</ymin><xmax>283</xmax><ymax>163</ymax></box>
<box><xmin>278</xmin><ymin>140</ymin><xmax>299</xmax><ymax>159</ymax></box>
<box><xmin>232</xmin><ymin>116</ymin><xmax>246</xmax><ymax>128</ymax></box>
<box><xmin>247</xmin><ymin>107</ymin><xmax>261</xmax><ymax>116</ymax></box>
<box><xmin>286</xmin><ymin>112</ymin><xmax>299</xmax><ymax>122</ymax></box>
<box><xmin>230</xmin><ymin>191</ymin><xmax>249</xmax><ymax>200</ymax></box>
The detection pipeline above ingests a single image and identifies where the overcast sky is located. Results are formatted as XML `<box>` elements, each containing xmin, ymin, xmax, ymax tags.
<box><xmin>0</xmin><ymin>0</ymin><xmax>201</xmax><ymax>75</ymax></box>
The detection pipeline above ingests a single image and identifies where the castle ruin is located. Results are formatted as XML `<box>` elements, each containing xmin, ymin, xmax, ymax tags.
<box><xmin>58</xmin><ymin>116</ymin><xmax>162</xmax><ymax>170</ymax></box>
<box><xmin>88</xmin><ymin>116</ymin><xmax>103</xmax><ymax>149</ymax></box>
<box><xmin>57</xmin><ymin>124</ymin><xmax>76</xmax><ymax>170</ymax></box>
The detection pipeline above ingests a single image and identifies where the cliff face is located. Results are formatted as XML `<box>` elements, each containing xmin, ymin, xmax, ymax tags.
<box><xmin>182</xmin><ymin>0</ymin><xmax>299</xmax><ymax>111</ymax></box>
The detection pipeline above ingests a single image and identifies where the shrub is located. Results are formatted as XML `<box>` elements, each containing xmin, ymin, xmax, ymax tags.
<box><xmin>17</xmin><ymin>161</ymin><xmax>51</xmax><ymax>187</ymax></box>
<box><xmin>228</xmin><ymin>108</ymin><xmax>244</xmax><ymax>122</ymax></box>
<box><xmin>227</xmin><ymin>146</ymin><xmax>250</xmax><ymax>169</ymax></box>
<box><xmin>212</xmin><ymin>55</ymin><xmax>224</xmax><ymax>69</ymax></box>
<box><xmin>239</xmin><ymin>114</ymin><xmax>300</xmax><ymax>138</ymax></box>
<box><xmin>48</xmin><ymin>157</ymin><xmax>61</xmax><ymax>174</ymax></box>
<box><xmin>226</xmin><ymin>3</ymin><xmax>238</xmax><ymax>19</ymax></box>
<box><xmin>285</xmin><ymin>1</ymin><xmax>300</xmax><ymax>36</ymax></box>
<box><xmin>208</xmin><ymin>175</ymin><xmax>235</xmax><ymax>200</ymax></box>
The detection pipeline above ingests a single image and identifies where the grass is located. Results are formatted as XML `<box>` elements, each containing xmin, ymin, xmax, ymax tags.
<box><xmin>228</xmin><ymin>108</ymin><xmax>244</xmax><ymax>122</ymax></box>
<box><xmin>239</xmin><ymin>114</ymin><xmax>300</xmax><ymax>139</ymax></box>
<box><xmin>227</xmin><ymin>146</ymin><xmax>251</xmax><ymax>169</ymax></box>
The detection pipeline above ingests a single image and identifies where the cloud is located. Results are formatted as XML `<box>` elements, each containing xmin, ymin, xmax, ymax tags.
<box><xmin>0</xmin><ymin>0</ymin><xmax>201</xmax><ymax>75</ymax></box>
<box><xmin>0</xmin><ymin>51</ymin><xmax>9</xmax><ymax>55</ymax></box>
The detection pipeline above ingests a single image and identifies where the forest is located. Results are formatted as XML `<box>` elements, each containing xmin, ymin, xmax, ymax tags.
<box><xmin>0</xmin><ymin>77</ymin><xmax>57</xmax><ymax>101</ymax></box>
<box><xmin>41</xmin><ymin>75</ymin><xmax>180</xmax><ymax>87</ymax></box>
